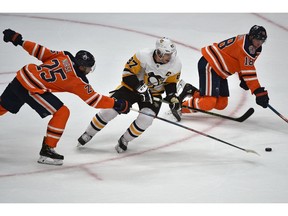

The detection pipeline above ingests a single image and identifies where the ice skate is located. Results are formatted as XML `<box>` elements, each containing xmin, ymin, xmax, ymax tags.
<box><xmin>115</xmin><ymin>135</ymin><xmax>128</xmax><ymax>153</ymax></box>
<box><xmin>77</xmin><ymin>132</ymin><xmax>92</xmax><ymax>147</ymax></box>
<box><xmin>37</xmin><ymin>137</ymin><xmax>64</xmax><ymax>166</ymax></box>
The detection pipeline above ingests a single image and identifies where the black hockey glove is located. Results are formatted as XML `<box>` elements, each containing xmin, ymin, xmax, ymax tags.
<box><xmin>113</xmin><ymin>98</ymin><xmax>130</xmax><ymax>114</ymax></box>
<box><xmin>3</xmin><ymin>29</ymin><xmax>23</xmax><ymax>46</ymax></box>
<box><xmin>254</xmin><ymin>87</ymin><xmax>269</xmax><ymax>108</ymax></box>
<box><xmin>137</xmin><ymin>84</ymin><xmax>153</xmax><ymax>104</ymax></box>
<box><xmin>164</xmin><ymin>93</ymin><xmax>181</xmax><ymax>121</ymax></box>
<box><xmin>239</xmin><ymin>77</ymin><xmax>249</xmax><ymax>91</ymax></box>
<box><xmin>164</xmin><ymin>93</ymin><xmax>180</xmax><ymax>110</ymax></box>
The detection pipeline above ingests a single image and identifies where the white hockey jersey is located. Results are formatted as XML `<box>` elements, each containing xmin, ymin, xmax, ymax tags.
<box><xmin>122</xmin><ymin>48</ymin><xmax>182</xmax><ymax>95</ymax></box>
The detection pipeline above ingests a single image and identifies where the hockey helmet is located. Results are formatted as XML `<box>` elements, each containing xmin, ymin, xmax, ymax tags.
<box><xmin>155</xmin><ymin>37</ymin><xmax>177</xmax><ymax>57</ymax></box>
<box><xmin>249</xmin><ymin>25</ymin><xmax>267</xmax><ymax>41</ymax></box>
<box><xmin>75</xmin><ymin>50</ymin><xmax>95</xmax><ymax>68</ymax></box>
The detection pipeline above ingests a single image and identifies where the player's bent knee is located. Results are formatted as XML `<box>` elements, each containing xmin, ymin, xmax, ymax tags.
<box><xmin>198</xmin><ymin>96</ymin><xmax>217</xmax><ymax>111</ymax></box>
<box><xmin>55</xmin><ymin>105</ymin><xmax>70</xmax><ymax>119</ymax></box>
<box><xmin>0</xmin><ymin>105</ymin><xmax>8</xmax><ymax>115</ymax></box>
<box><xmin>215</xmin><ymin>97</ymin><xmax>228</xmax><ymax>110</ymax></box>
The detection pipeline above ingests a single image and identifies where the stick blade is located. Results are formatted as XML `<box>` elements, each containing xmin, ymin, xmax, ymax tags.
<box><xmin>245</xmin><ymin>149</ymin><xmax>261</xmax><ymax>156</ymax></box>
<box><xmin>236</xmin><ymin>108</ymin><xmax>255</xmax><ymax>122</ymax></box>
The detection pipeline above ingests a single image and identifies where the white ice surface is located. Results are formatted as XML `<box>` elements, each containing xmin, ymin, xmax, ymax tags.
<box><xmin>0</xmin><ymin>13</ymin><xmax>288</xmax><ymax>215</ymax></box>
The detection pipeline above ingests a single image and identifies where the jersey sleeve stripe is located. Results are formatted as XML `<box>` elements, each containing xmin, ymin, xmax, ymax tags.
<box><xmin>85</xmin><ymin>93</ymin><xmax>103</xmax><ymax>108</ymax></box>
<box><xmin>31</xmin><ymin>43</ymin><xmax>39</xmax><ymax>56</ymax></box>
<box><xmin>35</xmin><ymin>45</ymin><xmax>42</xmax><ymax>59</ymax></box>
<box><xmin>85</xmin><ymin>92</ymin><xmax>99</xmax><ymax>104</ymax></box>
<box><xmin>91</xmin><ymin>95</ymin><xmax>102</xmax><ymax>108</ymax></box>
<box><xmin>39</xmin><ymin>47</ymin><xmax>46</xmax><ymax>61</ymax></box>
<box><xmin>88</xmin><ymin>94</ymin><xmax>100</xmax><ymax>106</ymax></box>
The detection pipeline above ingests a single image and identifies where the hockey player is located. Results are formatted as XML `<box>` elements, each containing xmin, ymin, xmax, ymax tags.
<box><xmin>0</xmin><ymin>29</ymin><xmax>129</xmax><ymax>165</ymax></box>
<box><xmin>178</xmin><ymin>25</ymin><xmax>269</xmax><ymax>113</ymax></box>
<box><xmin>78</xmin><ymin>37</ymin><xmax>182</xmax><ymax>153</ymax></box>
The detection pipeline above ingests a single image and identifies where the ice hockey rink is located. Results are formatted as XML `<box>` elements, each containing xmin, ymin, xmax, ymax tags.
<box><xmin>0</xmin><ymin>11</ymin><xmax>288</xmax><ymax>215</ymax></box>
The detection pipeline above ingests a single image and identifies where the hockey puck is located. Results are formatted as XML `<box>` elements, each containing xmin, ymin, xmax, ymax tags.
<box><xmin>265</xmin><ymin>147</ymin><xmax>272</xmax><ymax>152</ymax></box>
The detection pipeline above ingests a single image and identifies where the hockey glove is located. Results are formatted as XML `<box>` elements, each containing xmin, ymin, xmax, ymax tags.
<box><xmin>137</xmin><ymin>84</ymin><xmax>153</xmax><ymax>104</ymax></box>
<box><xmin>164</xmin><ymin>93</ymin><xmax>180</xmax><ymax>110</ymax></box>
<box><xmin>3</xmin><ymin>29</ymin><xmax>23</xmax><ymax>46</ymax></box>
<box><xmin>239</xmin><ymin>77</ymin><xmax>249</xmax><ymax>91</ymax></box>
<box><xmin>113</xmin><ymin>98</ymin><xmax>130</xmax><ymax>114</ymax></box>
<box><xmin>164</xmin><ymin>93</ymin><xmax>181</xmax><ymax>121</ymax></box>
<box><xmin>254</xmin><ymin>87</ymin><xmax>269</xmax><ymax>108</ymax></box>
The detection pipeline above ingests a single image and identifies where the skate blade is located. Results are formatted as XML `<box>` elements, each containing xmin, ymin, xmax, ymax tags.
<box><xmin>77</xmin><ymin>143</ymin><xmax>84</xmax><ymax>148</ymax></box>
<box><xmin>115</xmin><ymin>145</ymin><xmax>126</xmax><ymax>153</ymax></box>
<box><xmin>37</xmin><ymin>156</ymin><xmax>63</xmax><ymax>166</ymax></box>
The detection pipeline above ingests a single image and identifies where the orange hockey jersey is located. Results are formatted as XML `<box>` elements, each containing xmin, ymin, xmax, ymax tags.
<box><xmin>201</xmin><ymin>34</ymin><xmax>262</xmax><ymax>93</ymax></box>
<box><xmin>15</xmin><ymin>40</ymin><xmax>114</xmax><ymax>109</ymax></box>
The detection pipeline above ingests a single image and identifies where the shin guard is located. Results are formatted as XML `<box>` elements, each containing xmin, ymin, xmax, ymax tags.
<box><xmin>45</xmin><ymin>105</ymin><xmax>70</xmax><ymax>148</ymax></box>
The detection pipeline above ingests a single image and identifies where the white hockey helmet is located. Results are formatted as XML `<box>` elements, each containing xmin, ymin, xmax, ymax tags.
<box><xmin>155</xmin><ymin>37</ymin><xmax>177</xmax><ymax>58</ymax></box>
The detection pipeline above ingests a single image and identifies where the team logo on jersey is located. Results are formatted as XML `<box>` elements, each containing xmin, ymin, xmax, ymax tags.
<box><xmin>146</xmin><ymin>72</ymin><xmax>164</xmax><ymax>88</ymax></box>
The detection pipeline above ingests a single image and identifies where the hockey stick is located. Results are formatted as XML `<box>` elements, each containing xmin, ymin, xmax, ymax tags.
<box><xmin>153</xmin><ymin>97</ymin><xmax>254</xmax><ymax>122</ymax></box>
<box><xmin>268</xmin><ymin>104</ymin><xmax>288</xmax><ymax>124</ymax></box>
<box><xmin>131</xmin><ymin>108</ymin><xmax>260</xmax><ymax>156</ymax></box>
<box><xmin>182</xmin><ymin>105</ymin><xmax>254</xmax><ymax>122</ymax></box>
